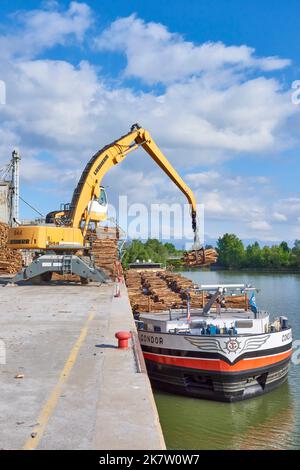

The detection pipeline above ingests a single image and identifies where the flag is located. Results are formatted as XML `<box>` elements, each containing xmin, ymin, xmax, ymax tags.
<box><xmin>249</xmin><ymin>292</ymin><xmax>258</xmax><ymax>314</ymax></box>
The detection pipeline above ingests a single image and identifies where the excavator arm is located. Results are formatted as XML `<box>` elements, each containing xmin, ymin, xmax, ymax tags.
<box><xmin>68</xmin><ymin>123</ymin><xmax>199</xmax><ymax>243</ymax></box>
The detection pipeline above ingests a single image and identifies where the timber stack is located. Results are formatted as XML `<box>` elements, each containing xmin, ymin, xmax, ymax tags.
<box><xmin>124</xmin><ymin>270</ymin><xmax>150</xmax><ymax>312</ymax></box>
<box><xmin>52</xmin><ymin>226</ymin><xmax>121</xmax><ymax>282</ymax></box>
<box><xmin>89</xmin><ymin>226</ymin><xmax>120</xmax><ymax>279</ymax></box>
<box><xmin>0</xmin><ymin>222</ymin><xmax>22</xmax><ymax>274</ymax></box>
<box><xmin>143</xmin><ymin>272</ymin><xmax>183</xmax><ymax>309</ymax></box>
<box><xmin>182</xmin><ymin>247</ymin><xmax>218</xmax><ymax>267</ymax></box>
<box><xmin>125</xmin><ymin>269</ymin><xmax>249</xmax><ymax>313</ymax></box>
<box><xmin>159</xmin><ymin>271</ymin><xmax>194</xmax><ymax>291</ymax></box>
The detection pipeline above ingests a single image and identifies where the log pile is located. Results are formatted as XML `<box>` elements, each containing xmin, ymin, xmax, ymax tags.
<box><xmin>159</xmin><ymin>271</ymin><xmax>194</xmax><ymax>292</ymax></box>
<box><xmin>125</xmin><ymin>270</ymin><xmax>142</xmax><ymax>293</ymax></box>
<box><xmin>91</xmin><ymin>238</ymin><xmax>119</xmax><ymax>278</ymax></box>
<box><xmin>223</xmin><ymin>295</ymin><xmax>248</xmax><ymax>309</ymax></box>
<box><xmin>0</xmin><ymin>223</ymin><xmax>22</xmax><ymax>274</ymax></box>
<box><xmin>124</xmin><ymin>270</ymin><xmax>155</xmax><ymax>313</ymax></box>
<box><xmin>53</xmin><ymin>227</ymin><xmax>121</xmax><ymax>282</ymax></box>
<box><xmin>88</xmin><ymin>227</ymin><xmax>120</xmax><ymax>279</ymax></box>
<box><xmin>125</xmin><ymin>268</ymin><xmax>249</xmax><ymax>313</ymax></box>
<box><xmin>142</xmin><ymin>272</ymin><xmax>183</xmax><ymax>308</ymax></box>
<box><xmin>182</xmin><ymin>290</ymin><xmax>206</xmax><ymax>308</ymax></box>
<box><xmin>182</xmin><ymin>248</ymin><xmax>218</xmax><ymax>267</ymax></box>
<box><xmin>125</xmin><ymin>270</ymin><xmax>184</xmax><ymax>312</ymax></box>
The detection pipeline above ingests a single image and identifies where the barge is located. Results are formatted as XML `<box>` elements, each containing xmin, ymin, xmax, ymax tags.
<box><xmin>136</xmin><ymin>284</ymin><xmax>292</xmax><ymax>402</ymax></box>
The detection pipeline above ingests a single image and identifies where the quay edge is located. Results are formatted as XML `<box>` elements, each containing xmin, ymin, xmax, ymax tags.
<box><xmin>0</xmin><ymin>276</ymin><xmax>165</xmax><ymax>450</ymax></box>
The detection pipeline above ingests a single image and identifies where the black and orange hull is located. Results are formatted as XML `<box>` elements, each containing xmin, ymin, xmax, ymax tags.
<box><xmin>138</xmin><ymin>330</ymin><xmax>292</xmax><ymax>402</ymax></box>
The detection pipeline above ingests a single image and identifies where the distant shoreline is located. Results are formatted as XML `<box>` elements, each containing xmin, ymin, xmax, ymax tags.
<box><xmin>172</xmin><ymin>265</ymin><xmax>300</xmax><ymax>274</ymax></box>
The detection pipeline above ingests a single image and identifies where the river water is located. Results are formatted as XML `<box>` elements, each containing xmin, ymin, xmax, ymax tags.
<box><xmin>154</xmin><ymin>270</ymin><xmax>300</xmax><ymax>450</ymax></box>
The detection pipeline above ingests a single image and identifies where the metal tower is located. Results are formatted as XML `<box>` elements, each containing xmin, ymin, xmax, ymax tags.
<box><xmin>10</xmin><ymin>149</ymin><xmax>21</xmax><ymax>226</ymax></box>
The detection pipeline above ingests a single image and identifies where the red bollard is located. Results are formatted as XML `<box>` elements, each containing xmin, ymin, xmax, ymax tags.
<box><xmin>115</xmin><ymin>331</ymin><xmax>132</xmax><ymax>349</ymax></box>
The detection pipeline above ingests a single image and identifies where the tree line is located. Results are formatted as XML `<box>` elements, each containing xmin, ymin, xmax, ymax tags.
<box><xmin>122</xmin><ymin>239</ymin><xmax>181</xmax><ymax>268</ymax></box>
<box><xmin>122</xmin><ymin>234</ymin><xmax>300</xmax><ymax>271</ymax></box>
<box><xmin>216</xmin><ymin>233</ymin><xmax>300</xmax><ymax>270</ymax></box>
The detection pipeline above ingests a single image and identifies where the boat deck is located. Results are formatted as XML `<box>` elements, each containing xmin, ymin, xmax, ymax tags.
<box><xmin>140</xmin><ymin>308</ymin><xmax>268</xmax><ymax>322</ymax></box>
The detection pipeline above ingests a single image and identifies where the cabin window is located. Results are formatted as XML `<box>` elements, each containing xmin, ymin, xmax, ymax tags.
<box><xmin>98</xmin><ymin>188</ymin><xmax>107</xmax><ymax>206</ymax></box>
<box><xmin>154</xmin><ymin>326</ymin><xmax>161</xmax><ymax>333</ymax></box>
<box><xmin>235</xmin><ymin>320</ymin><xmax>253</xmax><ymax>328</ymax></box>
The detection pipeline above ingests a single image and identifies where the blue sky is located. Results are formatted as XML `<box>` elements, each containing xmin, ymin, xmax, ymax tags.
<box><xmin>0</xmin><ymin>1</ymin><xmax>300</xmax><ymax>243</ymax></box>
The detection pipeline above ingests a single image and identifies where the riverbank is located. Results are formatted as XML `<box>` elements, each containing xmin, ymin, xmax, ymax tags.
<box><xmin>169</xmin><ymin>264</ymin><xmax>300</xmax><ymax>274</ymax></box>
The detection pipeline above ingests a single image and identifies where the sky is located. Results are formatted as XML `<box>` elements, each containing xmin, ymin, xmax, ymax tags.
<box><xmin>0</xmin><ymin>0</ymin><xmax>300</xmax><ymax>244</ymax></box>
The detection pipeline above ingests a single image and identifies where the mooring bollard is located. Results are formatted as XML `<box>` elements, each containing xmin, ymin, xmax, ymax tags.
<box><xmin>115</xmin><ymin>331</ymin><xmax>131</xmax><ymax>349</ymax></box>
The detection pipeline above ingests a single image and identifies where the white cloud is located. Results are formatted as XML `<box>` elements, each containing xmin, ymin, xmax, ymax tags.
<box><xmin>251</xmin><ymin>176</ymin><xmax>270</xmax><ymax>185</ymax></box>
<box><xmin>272</xmin><ymin>211</ymin><xmax>288</xmax><ymax>222</ymax></box>
<box><xmin>273</xmin><ymin>198</ymin><xmax>300</xmax><ymax>224</ymax></box>
<box><xmin>0</xmin><ymin>6</ymin><xmax>295</xmax><ymax>169</ymax></box>
<box><xmin>181</xmin><ymin>170</ymin><xmax>281</xmax><ymax>236</ymax></box>
<box><xmin>1</xmin><ymin>53</ymin><xmax>293</xmax><ymax>181</ymax></box>
<box><xmin>95</xmin><ymin>15</ymin><xmax>291</xmax><ymax>84</ymax></box>
<box><xmin>185</xmin><ymin>171</ymin><xmax>269</xmax><ymax>190</ymax></box>
<box><xmin>0</xmin><ymin>4</ymin><xmax>299</xmax><ymax>241</ymax></box>
<box><xmin>0</xmin><ymin>1</ymin><xmax>92</xmax><ymax>59</ymax></box>
<box><xmin>247</xmin><ymin>220</ymin><xmax>272</xmax><ymax>231</ymax></box>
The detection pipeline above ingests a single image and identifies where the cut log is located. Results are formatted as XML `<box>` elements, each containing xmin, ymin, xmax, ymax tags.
<box><xmin>182</xmin><ymin>248</ymin><xmax>218</xmax><ymax>267</ymax></box>
<box><xmin>0</xmin><ymin>223</ymin><xmax>22</xmax><ymax>274</ymax></box>
<box><xmin>125</xmin><ymin>268</ymin><xmax>248</xmax><ymax>313</ymax></box>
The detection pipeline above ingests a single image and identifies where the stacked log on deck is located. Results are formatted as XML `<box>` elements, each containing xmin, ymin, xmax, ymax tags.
<box><xmin>91</xmin><ymin>238</ymin><xmax>118</xmax><ymax>278</ymax></box>
<box><xmin>158</xmin><ymin>271</ymin><xmax>194</xmax><ymax>292</ymax></box>
<box><xmin>142</xmin><ymin>272</ymin><xmax>183</xmax><ymax>309</ymax></box>
<box><xmin>125</xmin><ymin>268</ymin><xmax>249</xmax><ymax>313</ymax></box>
<box><xmin>223</xmin><ymin>295</ymin><xmax>248</xmax><ymax>309</ymax></box>
<box><xmin>53</xmin><ymin>226</ymin><xmax>120</xmax><ymax>282</ymax></box>
<box><xmin>89</xmin><ymin>227</ymin><xmax>120</xmax><ymax>279</ymax></box>
<box><xmin>124</xmin><ymin>270</ymin><xmax>149</xmax><ymax>312</ymax></box>
<box><xmin>0</xmin><ymin>223</ymin><xmax>22</xmax><ymax>274</ymax></box>
<box><xmin>182</xmin><ymin>248</ymin><xmax>218</xmax><ymax>267</ymax></box>
<box><xmin>125</xmin><ymin>269</ymin><xmax>183</xmax><ymax>313</ymax></box>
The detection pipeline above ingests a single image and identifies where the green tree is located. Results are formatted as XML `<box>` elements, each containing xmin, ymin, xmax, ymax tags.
<box><xmin>164</xmin><ymin>242</ymin><xmax>178</xmax><ymax>255</ymax></box>
<box><xmin>122</xmin><ymin>239</ymin><xmax>182</xmax><ymax>268</ymax></box>
<box><xmin>245</xmin><ymin>242</ymin><xmax>263</xmax><ymax>268</ymax></box>
<box><xmin>291</xmin><ymin>240</ymin><xmax>300</xmax><ymax>269</ymax></box>
<box><xmin>217</xmin><ymin>233</ymin><xmax>245</xmax><ymax>269</ymax></box>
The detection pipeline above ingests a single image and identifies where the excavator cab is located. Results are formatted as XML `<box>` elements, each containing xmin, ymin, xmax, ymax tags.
<box><xmin>87</xmin><ymin>186</ymin><xmax>108</xmax><ymax>223</ymax></box>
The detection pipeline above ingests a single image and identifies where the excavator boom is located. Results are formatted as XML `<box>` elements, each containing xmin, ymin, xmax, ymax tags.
<box><xmin>68</xmin><ymin>123</ymin><xmax>198</xmax><ymax>239</ymax></box>
<box><xmin>7</xmin><ymin>124</ymin><xmax>199</xmax><ymax>250</ymax></box>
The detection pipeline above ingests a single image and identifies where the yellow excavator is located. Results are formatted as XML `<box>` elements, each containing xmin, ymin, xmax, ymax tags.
<box><xmin>7</xmin><ymin>124</ymin><xmax>199</xmax><ymax>283</ymax></box>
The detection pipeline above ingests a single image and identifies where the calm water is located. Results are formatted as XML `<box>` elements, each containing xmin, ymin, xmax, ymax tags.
<box><xmin>154</xmin><ymin>270</ymin><xmax>300</xmax><ymax>450</ymax></box>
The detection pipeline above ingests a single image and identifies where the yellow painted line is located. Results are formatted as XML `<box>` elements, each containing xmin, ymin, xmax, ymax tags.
<box><xmin>23</xmin><ymin>311</ymin><xmax>95</xmax><ymax>450</ymax></box>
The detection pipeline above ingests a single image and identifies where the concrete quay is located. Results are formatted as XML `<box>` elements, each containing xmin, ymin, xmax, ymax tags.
<box><xmin>0</xmin><ymin>278</ymin><xmax>165</xmax><ymax>450</ymax></box>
